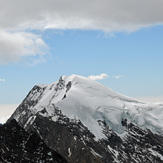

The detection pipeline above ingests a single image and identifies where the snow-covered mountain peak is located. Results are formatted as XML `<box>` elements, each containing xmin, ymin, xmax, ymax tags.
<box><xmin>9</xmin><ymin>74</ymin><xmax>163</xmax><ymax>163</ymax></box>
<box><xmin>11</xmin><ymin>74</ymin><xmax>163</xmax><ymax>140</ymax></box>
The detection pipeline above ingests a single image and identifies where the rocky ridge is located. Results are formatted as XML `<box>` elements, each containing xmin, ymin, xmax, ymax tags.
<box><xmin>9</xmin><ymin>75</ymin><xmax>163</xmax><ymax>162</ymax></box>
<box><xmin>0</xmin><ymin>119</ymin><xmax>67</xmax><ymax>163</ymax></box>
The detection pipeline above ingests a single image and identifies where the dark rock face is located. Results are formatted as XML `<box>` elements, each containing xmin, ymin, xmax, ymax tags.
<box><xmin>117</xmin><ymin>119</ymin><xmax>163</xmax><ymax>163</ymax></box>
<box><xmin>17</xmin><ymin>106</ymin><xmax>163</xmax><ymax>163</ymax></box>
<box><xmin>7</xmin><ymin>77</ymin><xmax>163</xmax><ymax>163</ymax></box>
<box><xmin>0</xmin><ymin>119</ymin><xmax>67</xmax><ymax>163</ymax></box>
<box><xmin>26</xmin><ymin>110</ymin><xmax>104</xmax><ymax>163</ymax></box>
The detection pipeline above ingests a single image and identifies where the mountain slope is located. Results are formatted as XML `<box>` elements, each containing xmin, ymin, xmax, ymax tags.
<box><xmin>0</xmin><ymin>119</ymin><xmax>67</xmax><ymax>163</ymax></box>
<box><xmin>9</xmin><ymin>74</ymin><xmax>163</xmax><ymax>162</ymax></box>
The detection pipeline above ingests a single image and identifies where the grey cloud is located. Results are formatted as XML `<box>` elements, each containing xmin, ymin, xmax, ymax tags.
<box><xmin>0</xmin><ymin>0</ymin><xmax>163</xmax><ymax>64</ymax></box>
<box><xmin>1</xmin><ymin>0</ymin><xmax>163</xmax><ymax>32</ymax></box>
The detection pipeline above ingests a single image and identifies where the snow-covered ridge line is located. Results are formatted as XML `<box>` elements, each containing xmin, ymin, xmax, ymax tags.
<box><xmin>11</xmin><ymin>74</ymin><xmax>163</xmax><ymax>139</ymax></box>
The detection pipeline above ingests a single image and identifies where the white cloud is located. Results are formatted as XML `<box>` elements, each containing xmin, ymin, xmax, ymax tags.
<box><xmin>88</xmin><ymin>73</ymin><xmax>109</xmax><ymax>81</ymax></box>
<box><xmin>0</xmin><ymin>104</ymin><xmax>19</xmax><ymax>123</ymax></box>
<box><xmin>113</xmin><ymin>75</ymin><xmax>124</xmax><ymax>79</ymax></box>
<box><xmin>0</xmin><ymin>31</ymin><xmax>48</xmax><ymax>64</ymax></box>
<box><xmin>1</xmin><ymin>0</ymin><xmax>163</xmax><ymax>63</ymax></box>
<box><xmin>0</xmin><ymin>79</ymin><xmax>5</xmax><ymax>82</ymax></box>
<box><xmin>1</xmin><ymin>0</ymin><xmax>163</xmax><ymax>32</ymax></box>
<box><xmin>135</xmin><ymin>96</ymin><xmax>163</xmax><ymax>103</ymax></box>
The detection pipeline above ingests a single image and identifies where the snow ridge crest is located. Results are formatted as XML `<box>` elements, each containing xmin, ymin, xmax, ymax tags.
<box><xmin>11</xmin><ymin>74</ymin><xmax>163</xmax><ymax>139</ymax></box>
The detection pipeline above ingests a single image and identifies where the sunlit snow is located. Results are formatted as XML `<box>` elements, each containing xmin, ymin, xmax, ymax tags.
<box><xmin>12</xmin><ymin>75</ymin><xmax>163</xmax><ymax>140</ymax></box>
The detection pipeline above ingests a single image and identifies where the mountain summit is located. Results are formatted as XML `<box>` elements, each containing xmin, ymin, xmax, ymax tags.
<box><xmin>9</xmin><ymin>75</ymin><xmax>163</xmax><ymax>162</ymax></box>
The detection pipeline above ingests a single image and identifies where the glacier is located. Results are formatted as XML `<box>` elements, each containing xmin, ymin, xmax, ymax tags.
<box><xmin>12</xmin><ymin>74</ymin><xmax>163</xmax><ymax>140</ymax></box>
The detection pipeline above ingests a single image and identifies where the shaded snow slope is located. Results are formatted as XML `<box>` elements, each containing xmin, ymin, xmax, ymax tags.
<box><xmin>12</xmin><ymin>74</ymin><xmax>163</xmax><ymax>140</ymax></box>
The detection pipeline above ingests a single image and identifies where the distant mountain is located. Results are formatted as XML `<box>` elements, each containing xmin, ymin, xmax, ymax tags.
<box><xmin>9</xmin><ymin>75</ymin><xmax>163</xmax><ymax>162</ymax></box>
<box><xmin>0</xmin><ymin>119</ymin><xmax>67</xmax><ymax>163</ymax></box>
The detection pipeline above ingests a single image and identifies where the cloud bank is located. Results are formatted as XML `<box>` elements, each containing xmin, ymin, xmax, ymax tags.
<box><xmin>0</xmin><ymin>31</ymin><xmax>48</xmax><ymax>64</ymax></box>
<box><xmin>1</xmin><ymin>0</ymin><xmax>163</xmax><ymax>64</ymax></box>
<box><xmin>0</xmin><ymin>79</ymin><xmax>5</xmax><ymax>82</ymax></box>
<box><xmin>135</xmin><ymin>96</ymin><xmax>163</xmax><ymax>103</ymax></box>
<box><xmin>88</xmin><ymin>73</ymin><xmax>109</xmax><ymax>81</ymax></box>
<box><xmin>0</xmin><ymin>104</ymin><xmax>18</xmax><ymax>123</ymax></box>
<box><xmin>1</xmin><ymin>0</ymin><xmax>163</xmax><ymax>32</ymax></box>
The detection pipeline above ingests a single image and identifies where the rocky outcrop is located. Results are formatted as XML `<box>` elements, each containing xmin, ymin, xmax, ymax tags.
<box><xmin>25</xmin><ymin>108</ymin><xmax>105</xmax><ymax>163</ymax></box>
<box><xmin>0</xmin><ymin>119</ymin><xmax>67</xmax><ymax>163</ymax></box>
<box><xmin>13</xmin><ymin>106</ymin><xmax>163</xmax><ymax>163</ymax></box>
<box><xmin>8</xmin><ymin>75</ymin><xmax>163</xmax><ymax>162</ymax></box>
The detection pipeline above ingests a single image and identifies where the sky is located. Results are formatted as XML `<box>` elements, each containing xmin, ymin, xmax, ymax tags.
<box><xmin>0</xmin><ymin>0</ymin><xmax>163</xmax><ymax>117</ymax></box>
